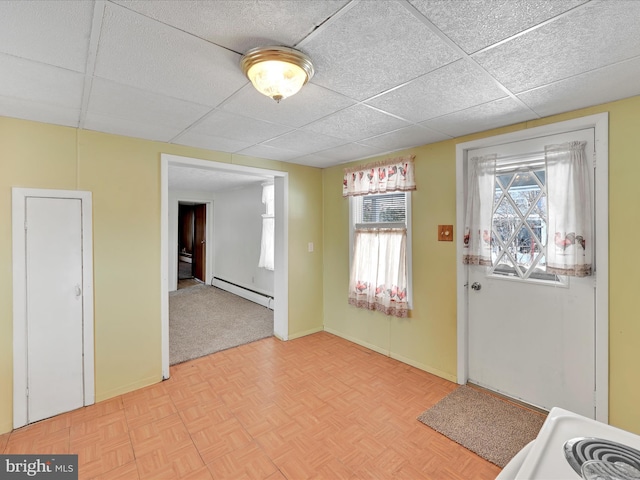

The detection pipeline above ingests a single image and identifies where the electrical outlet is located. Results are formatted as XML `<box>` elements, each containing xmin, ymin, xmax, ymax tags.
<box><xmin>308</xmin><ymin>242</ymin><xmax>314</xmax><ymax>252</ymax></box>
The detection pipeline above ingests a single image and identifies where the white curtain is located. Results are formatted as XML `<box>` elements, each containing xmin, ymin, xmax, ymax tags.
<box><xmin>545</xmin><ymin>141</ymin><xmax>592</xmax><ymax>277</ymax></box>
<box><xmin>343</xmin><ymin>155</ymin><xmax>416</xmax><ymax>197</ymax></box>
<box><xmin>348</xmin><ymin>228</ymin><xmax>408</xmax><ymax>318</ymax></box>
<box><xmin>258</xmin><ymin>184</ymin><xmax>275</xmax><ymax>270</ymax></box>
<box><xmin>463</xmin><ymin>154</ymin><xmax>497</xmax><ymax>266</ymax></box>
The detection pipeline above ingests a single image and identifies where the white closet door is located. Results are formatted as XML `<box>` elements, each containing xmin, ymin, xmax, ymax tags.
<box><xmin>26</xmin><ymin>197</ymin><xmax>84</xmax><ymax>423</ymax></box>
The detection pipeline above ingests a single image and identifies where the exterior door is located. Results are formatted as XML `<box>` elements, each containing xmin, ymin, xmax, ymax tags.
<box><xmin>26</xmin><ymin>197</ymin><xmax>85</xmax><ymax>423</ymax></box>
<box><xmin>193</xmin><ymin>203</ymin><xmax>206</xmax><ymax>282</ymax></box>
<box><xmin>466</xmin><ymin>128</ymin><xmax>597</xmax><ymax>418</ymax></box>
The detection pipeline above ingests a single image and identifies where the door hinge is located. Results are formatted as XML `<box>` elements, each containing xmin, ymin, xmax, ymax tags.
<box><xmin>594</xmin><ymin>389</ymin><xmax>597</xmax><ymax>406</ymax></box>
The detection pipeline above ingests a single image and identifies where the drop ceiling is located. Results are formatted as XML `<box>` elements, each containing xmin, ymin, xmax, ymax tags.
<box><xmin>1</xmin><ymin>0</ymin><xmax>640</xmax><ymax>169</ymax></box>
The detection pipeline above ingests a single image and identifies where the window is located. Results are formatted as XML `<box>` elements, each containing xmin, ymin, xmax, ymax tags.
<box><xmin>464</xmin><ymin>139</ymin><xmax>592</xmax><ymax>282</ymax></box>
<box><xmin>258</xmin><ymin>183</ymin><xmax>274</xmax><ymax>270</ymax></box>
<box><xmin>349</xmin><ymin>192</ymin><xmax>412</xmax><ymax>317</ymax></box>
<box><xmin>490</xmin><ymin>163</ymin><xmax>558</xmax><ymax>282</ymax></box>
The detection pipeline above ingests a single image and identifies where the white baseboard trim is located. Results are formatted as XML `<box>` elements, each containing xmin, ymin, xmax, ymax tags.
<box><xmin>390</xmin><ymin>352</ymin><xmax>457</xmax><ymax>382</ymax></box>
<box><xmin>212</xmin><ymin>278</ymin><xmax>274</xmax><ymax>309</ymax></box>
<box><xmin>288</xmin><ymin>326</ymin><xmax>324</xmax><ymax>340</ymax></box>
<box><xmin>324</xmin><ymin>327</ymin><xmax>456</xmax><ymax>382</ymax></box>
<box><xmin>95</xmin><ymin>374</ymin><xmax>162</xmax><ymax>403</ymax></box>
<box><xmin>323</xmin><ymin>327</ymin><xmax>391</xmax><ymax>357</ymax></box>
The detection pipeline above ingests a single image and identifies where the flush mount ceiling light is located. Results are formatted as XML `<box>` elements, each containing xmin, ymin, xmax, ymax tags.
<box><xmin>241</xmin><ymin>46</ymin><xmax>314</xmax><ymax>103</ymax></box>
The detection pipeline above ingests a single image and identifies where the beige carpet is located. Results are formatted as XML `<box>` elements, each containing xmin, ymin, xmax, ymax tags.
<box><xmin>417</xmin><ymin>385</ymin><xmax>546</xmax><ymax>468</ymax></box>
<box><xmin>169</xmin><ymin>284</ymin><xmax>273</xmax><ymax>365</ymax></box>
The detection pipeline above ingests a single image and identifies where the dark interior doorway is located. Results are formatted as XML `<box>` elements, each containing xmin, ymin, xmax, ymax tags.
<box><xmin>178</xmin><ymin>202</ymin><xmax>206</xmax><ymax>285</ymax></box>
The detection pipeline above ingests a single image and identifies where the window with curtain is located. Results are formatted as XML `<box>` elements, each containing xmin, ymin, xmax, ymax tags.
<box><xmin>463</xmin><ymin>141</ymin><xmax>592</xmax><ymax>279</ymax></box>
<box><xmin>258</xmin><ymin>183</ymin><xmax>274</xmax><ymax>271</ymax></box>
<box><xmin>344</xmin><ymin>156</ymin><xmax>415</xmax><ymax>318</ymax></box>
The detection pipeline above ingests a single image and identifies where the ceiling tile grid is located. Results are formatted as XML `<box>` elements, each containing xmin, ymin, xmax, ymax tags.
<box><xmin>301</xmin><ymin>0</ymin><xmax>461</xmax><ymax>101</ymax></box>
<box><xmin>0</xmin><ymin>0</ymin><xmax>639</xmax><ymax>172</ymax></box>
<box><xmin>0</xmin><ymin>0</ymin><xmax>94</xmax><ymax>72</ymax></box>
<box><xmin>365</xmin><ymin>59</ymin><xmax>511</xmax><ymax>123</ymax></box>
<box><xmin>94</xmin><ymin>2</ymin><xmax>248</xmax><ymax>107</ymax></box>
<box><xmin>472</xmin><ymin>0</ymin><xmax>640</xmax><ymax>93</ymax></box>
<box><xmin>86</xmin><ymin>77</ymin><xmax>212</xmax><ymax>141</ymax></box>
<box><xmin>408</xmin><ymin>0</ymin><xmax>588</xmax><ymax>54</ymax></box>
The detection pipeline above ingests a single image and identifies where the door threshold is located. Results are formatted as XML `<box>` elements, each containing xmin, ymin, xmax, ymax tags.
<box><xmin>467</xmin><ymin>382</ymin><xmax>549</xmax><ymax>416</ymax></box>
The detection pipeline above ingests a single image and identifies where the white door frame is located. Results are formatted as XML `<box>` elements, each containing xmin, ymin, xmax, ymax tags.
<box><xmin>169</xmin><ymin>198</ymin><xmax>213</xmax><ymax>292</ymax></box>
<box><xmin>160</xmin><ymin>154</ymin><xmax>289</xmax><ymax>379</ymax></box>
<box><xmin>12</xmin><ymin>188</ymin><xmax>95</xmax><ymax>429</ymax></box>
<box><xmin>455</xmin><ymin>113</ymin><xmax>609</xmax><ymax>422</ymax></box>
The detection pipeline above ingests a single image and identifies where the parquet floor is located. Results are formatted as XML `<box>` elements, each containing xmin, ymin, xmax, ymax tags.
<box><xmin>0</xmin><ymin>332</ymin><xmax>501</xmax><ymax>479</ymax></box>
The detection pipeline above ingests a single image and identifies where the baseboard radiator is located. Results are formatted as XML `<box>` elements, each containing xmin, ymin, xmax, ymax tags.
<box><xmin>211</xmin><ymin>277</ymin><xmax>274</xmax><ymax>310</ymax></box>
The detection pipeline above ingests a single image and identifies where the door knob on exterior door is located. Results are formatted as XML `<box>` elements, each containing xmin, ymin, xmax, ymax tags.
<box><xmin>471</xmin><ymin>282</ymin><xmax>482</xmax><ymax>291</ymax></box>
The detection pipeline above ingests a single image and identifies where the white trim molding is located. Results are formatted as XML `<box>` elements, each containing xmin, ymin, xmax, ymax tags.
<box><xmin>160</xmin><ymin>154</ymin><xmax>289</xmax><ymax>379</ymax></box>
<box><xmin>12</xmin><ymin>188</ymin><xmax>95</xmax><ymax>429</ymax></box>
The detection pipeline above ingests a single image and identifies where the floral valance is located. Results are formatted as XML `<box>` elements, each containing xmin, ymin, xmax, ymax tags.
<box><xmin>343</xmin><ymin>155</ymin><xmax>416</xmax><ymax>197</ymax></box>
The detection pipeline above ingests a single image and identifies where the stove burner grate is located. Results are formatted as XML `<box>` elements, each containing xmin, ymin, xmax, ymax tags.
<box><xmin>564</xmin><ymin>437</ymin><xmax>640</xmax><ymax>478</ymax></box>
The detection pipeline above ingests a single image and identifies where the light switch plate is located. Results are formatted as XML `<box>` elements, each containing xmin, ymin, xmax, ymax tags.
<box><xmin>438</xmin><ymin>225</ymin><xmax>453</xmax><ymax>242</ymax></box>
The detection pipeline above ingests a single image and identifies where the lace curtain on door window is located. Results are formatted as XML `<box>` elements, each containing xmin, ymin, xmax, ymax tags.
<box><xmin>463</xmin><ymin>142</ymin><xmax>592</xmax><ymax>277</ymax></box>
<box><xmin>545</xmin><ymin>141</ymin><xmax>592</xmax><ymax>277</ymax></box>
<box><xmin>258</xmin><ymin>183</ymin><xmax>274</xmax><ymax>271</ymax></box>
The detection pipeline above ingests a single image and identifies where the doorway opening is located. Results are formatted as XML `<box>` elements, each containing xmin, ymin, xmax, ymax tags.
<box><xmin>455</xmin><ymin>113</ymin><xmax>609</xmax><ymax>422</ymax></box>
<box><xmin>160</xmin><ymin>154</ymin><xmax>289</xmax><ymax>379</ymax></box>
<box><xmin>177</xmin><ymin>202</ymin><xmax>207</xmax><ymax>289</ymax></box>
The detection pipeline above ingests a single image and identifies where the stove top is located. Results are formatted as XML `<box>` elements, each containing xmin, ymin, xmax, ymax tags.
<box><xmin>564</xmin><ymin>437</ymin><xmax>640</xmax><ymax>479</ymax></box>
<box><xmin>514</xmin><ymin>408</ymin><xmax>640</xmax><ymax>479</ymax></box>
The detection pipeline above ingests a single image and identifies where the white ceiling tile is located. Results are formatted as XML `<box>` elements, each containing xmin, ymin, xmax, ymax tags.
<box><xmin>0</xmin><ymin>95</ymin><xmax>80</xmax><ymax>128</ymax></box>
<box><xmin>316</xmin><ymin>142</ymin><xmax>387</xmax><ymax>163</ymax></box>
<box><xmin>473</xmin><ymin>1</ymin><xmax>640</xmax><ymax>93</ymax></box>
<box><xmin>87</xmin><ymin>78</ymin><xmax>211</xmax><ymax>133</ymax></box>
<box><xmin>367</xmin><ymin>60</ymin><xmax>506</xmax><ymax>122</ymax></box>
<box><xmin>0</xmin><ymin>0</ymin><xmax>93</xmax><ymax>72</ymax></box>
<box><xmin>112</xmin><ymin>0</ymin><xmax>349</xmax><ymax>54</ymax></box>
<box><xmin>518</xmin><ymin>56</ymin><xmax>640</xmax><ymax>118</ymax></box>
<box><xmin>261</xmin><ymin>129</ymin><xmax>348</xmax><ymax>155</ymax></box>
<box><xmin>95</xmin><ymin>2</ymin><xmax>247</xmax><ymax>106</ymax></box>
<box><xmin>302</xmin><ymin>0</ymin><xmax>460</xmax><ymax>100</ymax></box>
<box><xmin>220</xmin><ymin>83</ymin><xmax>355</xmax><ymax>128</ymax></box>
<box><xmin>172</xmin><ymin>132</ymin><xmax>253</xmax><ymax>154</ymax></box>
<box><xmin>236</xmin><ymin>144</ymin><xmax>301</xmax><ymax>162</ymax></box>
<box><xmin>84</xmin><ymin>112</ymin><xmax>184</xmax><ymax>142</ymax></box>
<box><xmin>360</xmin><ymin>125</ymin><xmax>451</xmax><ymax>151</ymax></box>
<box><xmin>0</xmin><ymin>53</ymin><xmax>84</xmax><ymax>108</ymax></box>
<box><xmin>422</xmin><ymin>97</ymin><xmax>538</xmax><ymax>138</ymax></box>
<box><xmin>289</xmin><ymin>152</ymin><xmax>338</xmax><ymax>168</ymax></box>
<box><xmin>409</xmin><ymin>0</ymin><xmax>586</xmax><ymax>54</ymax></box>
<box><xmin>190</xmin><ymin>110</ymin><xmax>293</xmax><ymax>144</ymax></box>
<box><xmin>301</xmin><ymin>104</ymin><xmax>412</xmax><ymax>142</ymax></box>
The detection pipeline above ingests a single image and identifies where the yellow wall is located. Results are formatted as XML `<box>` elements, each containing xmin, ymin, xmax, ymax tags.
<box><xmin>322</xmin><ymin>95</ymin><xmax>640</xmax><ymax>435</ymax></box>
<box><xmin>3</xmin><ymin>95</ymin><xmax>640</xmax><ymax>436</ymax></box>
<box><xmin>0</xmin><ymin>119</ymin><xmax>324</xmax><ymax>434</ymax></box>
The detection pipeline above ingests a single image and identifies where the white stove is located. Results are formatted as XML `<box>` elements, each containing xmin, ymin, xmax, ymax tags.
<box><xmin>499</xmin><ymin>407</ymin><xmax>640</xmax><ymax>479</ymax></box>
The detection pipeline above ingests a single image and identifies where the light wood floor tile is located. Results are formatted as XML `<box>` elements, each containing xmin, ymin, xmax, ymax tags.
<box><xmin>1</xmin><ymin>332</ymin><xmax>505</xmax><ymax>479</ymax></box>
<box><xmin>91</xmin><ymin>460</ymin><xmax>140</xmax><ymax>480</ymax></box>
<box><xmin>0</xmin><ymin>432</ymin><xmax>9</xmax><ymax>453</ymax></box>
